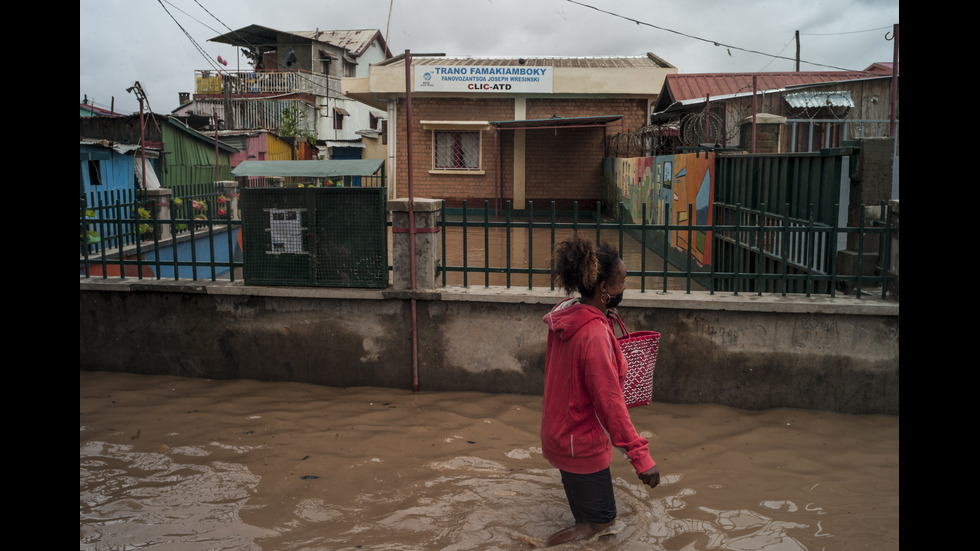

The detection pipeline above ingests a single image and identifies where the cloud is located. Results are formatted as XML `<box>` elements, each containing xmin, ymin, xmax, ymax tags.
<box><xmin>80</xmin><ymin>0</ymin><xmax>898</xmax><ymax>114</ymax></box>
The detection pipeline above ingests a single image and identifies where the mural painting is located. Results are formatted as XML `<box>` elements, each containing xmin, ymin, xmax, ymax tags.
<box><xmin>603</xmin><ymin>152</ymin><xmax>715</xmax><ymax>266</ymax></box>
<box><xmin>670</xmin><ymin>152</ymin><xmax>715</xmax><ymax>266</ymax></box>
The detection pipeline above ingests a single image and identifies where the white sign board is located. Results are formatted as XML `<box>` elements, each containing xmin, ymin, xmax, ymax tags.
<box><xmin>267</xmin><ymin>208</ymin><xmax>305</xmax><ymax>254</ymax></box>
<box><xmin>415</xmin><ymin>65</ymin><xmax>553</xmax><ymax>93</ymax></box>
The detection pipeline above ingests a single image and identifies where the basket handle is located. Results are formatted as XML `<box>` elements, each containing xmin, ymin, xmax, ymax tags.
<box><xmin>612</xmin><ymin>314</ymin><xmax>631</xmax><ymax>339</ymax></box>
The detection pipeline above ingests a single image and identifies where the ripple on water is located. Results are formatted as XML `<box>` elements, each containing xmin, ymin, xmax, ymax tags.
<box><xmin>80</xmin><ymin>371</ymin><xmax>899</xmax><ymax>550</ymax></box>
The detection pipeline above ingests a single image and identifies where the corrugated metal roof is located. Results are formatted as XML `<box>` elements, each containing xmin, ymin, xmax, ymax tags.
<box><xmin>79</xmin><ymin>138</ymin><xmax>141</xmax><ymax>154</ymax></box>
<box><xmin>210</xmin><ymin>25</ymin><xmax>281</xmax><ymax>49</ymax></box>
<box><xmin>290</xmin><ymin>29</ymin><xmax>386</xmax><ymax>57</ymax></box>
<box><xmin>663</xmin><ymin>71</ymin><xmax>880</xmax><ymax>103</ymax></box>
<box><xmin>231</xmin><ymin>159</ymin><xmax>383</xmax><ymax>178</ymax></box>
<box><xmin>784</xmin><ymin>90</ymin><xmax>854</xmax><ymax>109</ymax></box>
<box><xmin>163</xmin><ymin>117</ymin><xmax>238</xmax><ymax>153</ymax></box>
<box><xmin>380</xmin><ymin>53</ymin><xmax>674</xmax><ymax>70</ymax></box>
<box><xmin>864</xmin><ymin>62</ymin><xmax>898</xmax><ymax>74</ymax></box>
<box><xmin>210</xmin><ymin>26</ymin><xmax>389</xmax><ymax>57</ymax></box>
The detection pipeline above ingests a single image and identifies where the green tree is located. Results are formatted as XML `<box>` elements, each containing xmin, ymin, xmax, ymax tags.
<box><xmin>281</xmin><ymin>105</ymin><xmax>316</xmax><ymax>146</ymax></box>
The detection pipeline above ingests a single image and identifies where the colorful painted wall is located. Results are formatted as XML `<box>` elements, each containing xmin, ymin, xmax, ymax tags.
<box><xmin>81</xmin><ymin>228</ymin><xmax>242</xmax><ymax>280</ymax></box>
<box><xmin>603</xmin><ymin>152</ymin><xmax>715</xmax><ymax>266</ymax></box>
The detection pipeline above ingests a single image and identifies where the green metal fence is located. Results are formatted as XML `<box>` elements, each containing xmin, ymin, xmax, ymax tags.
<box><xmin>80</xmin><ymin>190</ymin><xmax>144</xmax><ymax>255</ymax></box>
<box><xmin>438</xmin><ymin>199</ymin><xmax>895</xmax><ymax>299</ymax></box>
<box><xmin>708</xmin><ymin>200</ymin><xmax>893</xmax><ymax>296</ymax></box>
<box><xmin>80</xmin><ymin>189</ymin><xmax>243</xmax><ymax>281</ymax></box>
<box><xmin>240</xmin><ymin>187</ymin><xmax>388</xmax><ymax>288</ymax></box>
<box><xmin>81</xmin><ymin>189</ymin><xmax>895</xmax><ymax>299</ymax></box>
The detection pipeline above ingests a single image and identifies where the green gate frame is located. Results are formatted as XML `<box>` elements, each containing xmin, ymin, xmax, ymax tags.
<box><xmin>241</xmin><ymin>187</ymin><xmax>388</xmax><ymax>287</ymax></box>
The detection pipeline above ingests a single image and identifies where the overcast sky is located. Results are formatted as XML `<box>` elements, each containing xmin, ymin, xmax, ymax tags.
<box><xmin>80</xmin><ymin>0</ymin><xmax>899</xmax><ymax>115</ymax></box>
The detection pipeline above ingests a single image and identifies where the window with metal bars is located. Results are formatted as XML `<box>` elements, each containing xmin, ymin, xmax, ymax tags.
<box><xmin>434</xmin><ymin>131</ymin><xmax>480</xmax><ymax>170</ymax></box>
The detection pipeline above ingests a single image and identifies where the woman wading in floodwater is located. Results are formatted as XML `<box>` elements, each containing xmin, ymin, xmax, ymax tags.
<box><xmin>540</xmin><ymin>234</ymin><xmax>660</xmax><ymax>547</ymax></box>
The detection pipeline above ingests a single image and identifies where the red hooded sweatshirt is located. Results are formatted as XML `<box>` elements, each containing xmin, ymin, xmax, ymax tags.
<box><xmin>540</xmin><ymin>298</ymin><xmax>656</xmax><ymax>475</ymax></box>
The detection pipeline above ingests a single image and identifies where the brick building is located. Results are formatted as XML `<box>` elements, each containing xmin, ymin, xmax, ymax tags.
<box><xmin>344</xmin><ymin>53</ymin><xmax>676</xmax><ymax>210</ymax></box>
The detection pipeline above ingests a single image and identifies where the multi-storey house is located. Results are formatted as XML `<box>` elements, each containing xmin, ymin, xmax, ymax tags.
<box><xmin>177</xmin><ymin>25</ymin><xmax>391</xmax><ymax>163</ymax></box>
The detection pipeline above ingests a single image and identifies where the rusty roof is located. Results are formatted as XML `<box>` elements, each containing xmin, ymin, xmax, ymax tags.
<box><xmin>651</xmin><ymin>69</ymin><xmax>895</xmax><ymax>115</ymax></box>
<box><xmin>662</xmin><ymin>71</ymin><xmax>883</xmax><ymax>103</ymax></box>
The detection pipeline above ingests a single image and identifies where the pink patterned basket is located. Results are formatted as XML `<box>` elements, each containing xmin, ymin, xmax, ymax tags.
<box><xmin>614</xmin><ymin>317</ymin><xmax>661</xmax><ymax>409</ymax></box>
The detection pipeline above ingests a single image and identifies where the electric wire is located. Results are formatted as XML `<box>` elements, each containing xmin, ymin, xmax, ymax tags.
<box><xmin>156</xmin><ymin>0</ymin><xmax>223</xmax><ymax>74</ymax></box>
<box><xmin>156</xmin><ymin>0</ymin><xmax>328</xmax><ymax>126</ymax></box>
<box><xmin>564</xmin><ymin>0</ymin><xmax>889</xmax><ymax>72</ymax></box>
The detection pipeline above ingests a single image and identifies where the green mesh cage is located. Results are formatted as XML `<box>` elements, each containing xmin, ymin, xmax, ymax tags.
<box><xmin>242</xmin><ymin>187</ymin><xmax>388</xmax><ymax>287</ymax></box>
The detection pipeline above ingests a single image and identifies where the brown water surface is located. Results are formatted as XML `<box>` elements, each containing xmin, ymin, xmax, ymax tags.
<box><xmin>80</xmin><ymin>370</ymin><xmax>898</xmax><ymax>550</ymax></box>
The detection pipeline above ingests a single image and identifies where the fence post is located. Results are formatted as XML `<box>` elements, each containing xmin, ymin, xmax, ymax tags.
<box><xmin>885</xmin><ymin>200</ymin><xmax>899</xmax><ymax>300</ymax></box>
<box><xmin>389</xmin><ymin>198</ymin><xmax>442</xmax><ymax>290</ymax></box>
<box><xmin>837</xmin><ymin>136</ymin><xmax>895</xmax><ymax>292</ymax></box>
<box><xmin>217</xmin><ymin>180</ymin><xmax>240</xmax><ymax>220</ymax></box>
<box><xmin>143</xmin><ymin>187</ymin><xmax>172</xmax><ymax>241</ymax></box>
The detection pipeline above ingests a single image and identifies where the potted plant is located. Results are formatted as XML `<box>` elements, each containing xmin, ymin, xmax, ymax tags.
<box><xmin>83</xmin><ymin>230</ymin><xmax>101</xmax><ymax>244</ymax></box>
<box><xmin>82</xmin><ymin>209</ymin><xmax>101</xmax><ymax>243</ymax></box>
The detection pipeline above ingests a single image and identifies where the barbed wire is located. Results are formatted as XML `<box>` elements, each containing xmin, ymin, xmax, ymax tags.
<box><xmin>604</xmin><ymin>96</ymin><xmax>881</xmax><ymax>157</ymax></box>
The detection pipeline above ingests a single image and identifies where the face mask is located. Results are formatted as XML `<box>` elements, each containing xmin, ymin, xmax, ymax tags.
<box><xmin>606</xmin><ymin>292</ymin><xmax>624</xmax><ymax>309</ymax></box>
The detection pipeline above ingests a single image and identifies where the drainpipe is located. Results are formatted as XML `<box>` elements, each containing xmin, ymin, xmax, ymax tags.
<box><xmin>405</xmin><ymin>50</ymin><xmax>420</xmax><ymax>392</ymax></box>
<box><xmin>752</xmin><ymin>76</ymin><xmax>757</xmax><ymax>153</ymax></box>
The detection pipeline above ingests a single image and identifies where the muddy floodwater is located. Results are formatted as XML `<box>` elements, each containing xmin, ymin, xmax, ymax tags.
<box><xmin>80</xmin><ymin>370</ymin><xmax>898</xmax><ymax>550</ymax></box>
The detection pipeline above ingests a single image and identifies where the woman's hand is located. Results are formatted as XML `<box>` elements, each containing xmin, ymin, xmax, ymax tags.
<box><xmin>638</xmin><ymin>466</ymin><xmax>660</xmax><ymax>488</ymax></box>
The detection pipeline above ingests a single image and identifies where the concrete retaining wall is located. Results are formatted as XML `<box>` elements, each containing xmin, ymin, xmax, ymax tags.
<box><xmin>79</xmin><ymin>279</ymin><xmax>899</xmax><ymax>415</ymax></box>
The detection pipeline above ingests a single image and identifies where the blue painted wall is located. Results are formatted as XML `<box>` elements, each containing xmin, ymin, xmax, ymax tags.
<box><xmin>142</xmin><ymin>228</ymin><xmax>243</xmax><ymax>280</ymax></box>
<box><xmin>80</xmin><ymin>145</ymin><xmax>138</xmax><ymax>200</ymax></box>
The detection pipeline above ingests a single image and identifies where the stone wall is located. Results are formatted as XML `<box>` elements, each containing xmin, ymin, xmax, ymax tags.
<box><xmin>79</xmin><ymin>280</ymin><xmax>899</xmax><ymax>415</ymax></box>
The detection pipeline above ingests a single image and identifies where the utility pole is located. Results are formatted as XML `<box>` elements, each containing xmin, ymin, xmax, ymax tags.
<box><xmin>126</xmin><ymin>82</ymin><xmax>149</xmax><ymax>190</ymax></box>
<box><xmin>795</xmin><ymin>30</ymin><xmax>800</xmax><ymax>72</ymax></box>
<box><xmin>888</xmin><ymin>23</ymin><xmax>899</xmax><ymax>138</ymax></box>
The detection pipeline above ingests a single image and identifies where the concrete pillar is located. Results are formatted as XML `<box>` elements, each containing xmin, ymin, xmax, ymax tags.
<box><xmin>886</xmin><ymin>199</ymin><xmax>899</xmax><ymax>300</ymax></box>
<box><xmin>388</xmin><ymin>198</ymin><xmax>442</xmax><ymax>290</ymax></box>
<box><xmin>836</xmin><ymin>138</ymin><xmax>897</xmax><ymax>296</ymax></box>
<box><xmin>847</xmin><ymin>137</ymin><xmax>894</xmax><ymax>246</ymax></box>
<box><xmin>217</xmin><ymin>180</ymin><xmax>240</xmax><ymax>220</ymax></box>
<box><xmin>143</xmin><ymin>187</ymin><xmax>172</xmax><ymax>241</ymax></box>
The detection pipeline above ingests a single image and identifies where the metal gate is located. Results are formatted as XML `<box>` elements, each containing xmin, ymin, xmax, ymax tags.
<box><xmin>711</xmin><ymin>149</ymin><xmax>849</xmax><ymax>294</ymax></box>
<box><xmin>241</xmin><ymin>187</ymin><xmax>388</xmax><ymax>287</ymax></box>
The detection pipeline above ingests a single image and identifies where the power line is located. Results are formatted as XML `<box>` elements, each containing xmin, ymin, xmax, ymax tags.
<box><xmin>160</xmin><ymin>0</ymin><xmax>222</xmax><ymax>36</ymax></box>
<box><xmin>564</xmin><ymin>0</ymin><xmax>876</xmax><ymax>72</ymax></box>
<box><xmin>155</xmin><ymin>0</ymin><xmax>338</xmax><ymax>123</ymax></box>
<box><xmin>801</xmin><ymin>26</ymin><xmax>893</xmax><ymax>36</ymax></box>
<box><xmin>156</xmin><ymin>0</ymin><xmax>223</xmax><ymax>74</ymax></box>
<box><xmin>757</xmin><ymin>34</ymin><xmax>796</xmax><ymax>72</ymax></box>
<box><xmin>191</xmin><ymin>0</ymin><xmax>232</xmax><ymax>34</ymax></box>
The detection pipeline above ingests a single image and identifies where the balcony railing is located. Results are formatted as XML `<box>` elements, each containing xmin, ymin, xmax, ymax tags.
<box><xmin>190</xmin><ymin>97</ymin><xmax>316</xmax><ymax>133</ymax></box>
<box><xmin>195</xmin><ymin>70</ymin><xmax>340</xmax><ymax>98</ymax></box>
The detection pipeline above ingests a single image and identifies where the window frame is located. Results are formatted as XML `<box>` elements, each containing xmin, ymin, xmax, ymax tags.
<box><xmin>334</xmin><ymin>107</ymin><xmax>349</xmax><ymax>130</ymax></box>
<box><xmin>422</xmin><ymin>121</ymin><xmax>490</xmax><ymax>175</ymax></box>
